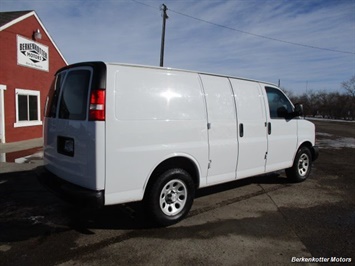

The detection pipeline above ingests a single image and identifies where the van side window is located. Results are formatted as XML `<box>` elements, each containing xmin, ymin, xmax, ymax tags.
<box><xmin>265</xmin><ymin>87</ymin><xmax>293</xmax><ymax>119</ymax></box>
<box><xmin>58</xmin><ymin>69</ymin><xmax>91</xmax><ymax>120</ymax></box>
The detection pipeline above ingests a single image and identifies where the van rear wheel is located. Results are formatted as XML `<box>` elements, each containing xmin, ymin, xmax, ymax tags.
<box><xmin>145</xmin><ymin>168</ymin><xmax>195</xmax><ymax>227</ymax></box>
<box><xmin>286</xmin><ymin>146</ymin><xmax>312</xmax><ymax>182</ymax></box>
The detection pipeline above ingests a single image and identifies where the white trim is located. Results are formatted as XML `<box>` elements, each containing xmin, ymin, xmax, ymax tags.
<box><xmin>0</xmin><ymin>84</ymin><xmax>6</xmax><ymax>143</ymax></box>
<box><xmin>0</xmin><ymin>11</ymin><xmax>68</xmax><ymax>65</ymax></box>
<box><xmin>14</xmin><ymin>120</ymin><xmax>42</xmax><ymax>128</ymax></box>
<box><xmin>0</xmin><ymin>11</ymin><xmax>34</xmax><ymax>31</ymax></box>
<box><xmin>14</xmin><ymin>88</ymin><xmax>42</xmax><ymax>128</ymax></box>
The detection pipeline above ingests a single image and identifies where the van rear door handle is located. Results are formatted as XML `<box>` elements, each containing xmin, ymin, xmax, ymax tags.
<box><xmin>268</xmin><ymin>122</ymin><xmax>271</xmax><ymax>135</ymax></box>
<box><xmin>239</xmin><ymin>123</ymin><xmax>244</xmax><ymax>137</ymax></box>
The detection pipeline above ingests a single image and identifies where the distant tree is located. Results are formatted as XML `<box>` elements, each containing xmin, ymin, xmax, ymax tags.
<box><xmin>342</xmin><ymin>75</ymin><xmax>355</xmax><ymax>98</ymax></box>
<box><xmin>341</xmin><ymin>75</ymin><xmax>355</xmax><ymax>120</ymax></box>
<box><xmin>276</xmin><ymin>78</ymin><xmax>354</xmax><ymax>120</ymax></box>
<box><xmin>282</xmin><ymin>87</ymin><xmax>294</xmax><ymax>100</ymax></box>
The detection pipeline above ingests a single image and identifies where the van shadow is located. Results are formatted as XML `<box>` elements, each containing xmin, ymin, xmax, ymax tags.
<box><xmin>70</xmin><ymin>173</ymin><xmax>289</xmax><ymax>234</ymax></box>
<box><xmin>68</xmin><ymin>172</ymin><xmax>292</xmax><ymax>232</ymax></box>
<box><xmin>0</xmin><ymin>169</ymin><xmax>291</xmax><ymax>243</ymax></box>
<box><xmin>196</xmin><ymin>171</ymin><xmax>289</xmax><ymax>199</ymax></box>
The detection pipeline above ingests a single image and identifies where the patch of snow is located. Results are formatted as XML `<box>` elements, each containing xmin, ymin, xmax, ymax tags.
<box><xmin>317</xmin><ymin>137</ymin><xmax>355</xmax><ymax>149</ymax></box>
<box><xmin>14</xmin><ymin>151</ymin><xmax>43</xmax><ymax>164</ymax></box>
<box><xmin>307</xmin><ymin>117</ymin><xmax>355</xmax><ymax>123</ymax></box>
<box><xmin>28</xmin><ymin>216</ymin><xmax>45</xmax><ymax>225</ymax></box>
<box><xmin>316</xmin><ymin>132</ymin><xmax>333</xmax><ymax>137</ymax></box>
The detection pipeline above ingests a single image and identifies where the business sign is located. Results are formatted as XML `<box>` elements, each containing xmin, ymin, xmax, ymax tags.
<box><xmin>17</xmin><ymin>35</ymin><xmax>49</xmax><ymax>72</ymax></box>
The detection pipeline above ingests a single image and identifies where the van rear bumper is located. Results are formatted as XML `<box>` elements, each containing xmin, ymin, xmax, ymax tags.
<box><xmin>36</xmin><ymin>166</ymin><xmax>104</xmax><ymax>208</ymax></box>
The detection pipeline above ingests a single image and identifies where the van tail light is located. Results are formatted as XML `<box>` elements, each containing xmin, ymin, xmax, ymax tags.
<box><xmin>89</xmin><ymin>89</ymin><xmax>105</xmax><ymax>121</ymax></box>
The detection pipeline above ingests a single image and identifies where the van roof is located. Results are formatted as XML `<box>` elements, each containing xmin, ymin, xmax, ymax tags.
<box><xmin>107</xmin><ymin>62</ymin><xmax>278</xmax><ymax>87</ymax></box>
<box><xmin>60</xmin><ymin>61</ymin><xmax>278</xmax><ymax>88</ymax></box>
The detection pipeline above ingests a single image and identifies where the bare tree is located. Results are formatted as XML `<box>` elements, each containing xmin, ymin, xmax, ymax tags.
<box><xmin>341</xmin><ymin>75</ymin><xmax>355</xmax><ymax>119</ymax></box>
<box><xmin>279</xmin><ymin>76</ymin><xmax>355</xmax><ymax>120</ymax></box>
<box><xmin>342</xmin><ymin>75</ymin><xmax>355</xmax><ymax>98</ymax></box>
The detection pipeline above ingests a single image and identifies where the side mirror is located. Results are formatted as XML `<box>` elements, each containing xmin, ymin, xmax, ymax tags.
<box><xmin>294</xmin><ymin>103</ymin><xmax>304</xmax><ymax>117</ymax></box>
<box><xmin>277</xmin><ymin>106</ymin><xmax>288</xmax><ymax>118</ymax></box>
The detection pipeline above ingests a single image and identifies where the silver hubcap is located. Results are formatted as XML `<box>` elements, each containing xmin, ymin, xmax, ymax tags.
<box><xmin>298</xmin><ymin>153</ymin><xmax>310</xmax><ymax>176</ymax></box>
<box><xmin>160</xmin><ymin>179</ymin><xmax>187</xmax><ymax>216</ymax></box>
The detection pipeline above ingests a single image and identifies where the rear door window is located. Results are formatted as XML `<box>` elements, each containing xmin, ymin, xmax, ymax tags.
<box><xmin>45</xmin><ymin>71</ymin><xmax>66</xmax><ymax>118</ymax></box>
<box><xmin>58</xmin><ymin>69</ymin><xmax>92</xmax><ymax>120</ymax></box>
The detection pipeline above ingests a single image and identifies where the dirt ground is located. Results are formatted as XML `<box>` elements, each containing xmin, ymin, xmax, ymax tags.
<box><xmin>290</xmin><ymin>119</ymin><xmax>355</xmax><ymax>258</ymax></box>
<box><xmin>314</xmin><ymin>119</ymin><xmax>355</xmax><ymax>186</ymax></box>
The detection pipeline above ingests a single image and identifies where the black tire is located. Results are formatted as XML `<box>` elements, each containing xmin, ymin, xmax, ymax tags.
<box><xmin>144</xmin><ymin>168</ymin><xmax>195</xmax><ymax>227</ymax></box>
<box><xmin>286</xmin><ymin>146</ymin><xmax>312</xmax><ymax>182</ymax></box>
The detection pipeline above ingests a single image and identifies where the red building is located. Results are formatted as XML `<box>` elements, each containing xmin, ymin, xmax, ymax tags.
<box><xmin>0</xmin><ymin>10</ymin><xmax>67</xmax><ymax>143</ymax></box>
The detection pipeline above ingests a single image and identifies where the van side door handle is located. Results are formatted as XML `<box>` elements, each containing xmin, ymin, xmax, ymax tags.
<box><xmin>268</xmin><ymin>122</ymin><xmax>271</xmax><ymax>135</ymax></box>
<box><xmin>239</xmin><ymin>123</ymin><xmax>244</xmax><ymax>137</ymax></box>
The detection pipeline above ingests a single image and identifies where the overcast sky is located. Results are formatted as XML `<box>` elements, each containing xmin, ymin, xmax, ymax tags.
<box><xmin>1</xmin><ymin>0</ymin><xmax>354</xmax><ymax>94</ymax></box>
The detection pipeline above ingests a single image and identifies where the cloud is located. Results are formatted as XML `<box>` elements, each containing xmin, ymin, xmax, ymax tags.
<box><xmin>1</xmin><ymin>0</ymin><xmax>354</xmax><ymax>94</ymax></box>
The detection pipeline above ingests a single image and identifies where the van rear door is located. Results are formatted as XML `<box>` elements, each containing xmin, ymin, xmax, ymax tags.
<box><xmin>43</xmin><ymin>62</ymin><xmax>106</xmax><ymax>191</ymax></box>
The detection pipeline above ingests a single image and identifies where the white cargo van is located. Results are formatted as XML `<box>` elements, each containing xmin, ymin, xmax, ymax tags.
<box><xmin>39</xmin><ymin>62</ymin><xmax>318</xmax><ymax>226</ymax></box>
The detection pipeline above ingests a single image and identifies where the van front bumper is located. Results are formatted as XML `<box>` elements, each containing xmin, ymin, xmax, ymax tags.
<box><xmin>36</xmin><ymin>166</ymin><xmax>104</xmax><ymax>208</ymax></box>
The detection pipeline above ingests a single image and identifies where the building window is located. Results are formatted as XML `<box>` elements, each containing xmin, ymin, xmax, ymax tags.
<box><xmin>14</xmin><ymin>89</ymin><xmax>42</xmax><ymax>127</ymax></box>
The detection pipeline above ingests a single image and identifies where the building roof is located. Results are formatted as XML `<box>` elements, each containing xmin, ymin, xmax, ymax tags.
<box><xmin>0</xmin><ymin>10</ymin><xmax>33</xmax><ymax>28</ymax></box>
<box><xmin>0</xmin><ymin>10</ymin><xmax>67</xmax><ymax>65</ymax></box>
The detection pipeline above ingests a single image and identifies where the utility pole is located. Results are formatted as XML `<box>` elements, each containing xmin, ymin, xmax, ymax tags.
<box><xmin>160</xmin><ymin>4</ymin><xmax>168</xmax><ymax>67</ymax></box>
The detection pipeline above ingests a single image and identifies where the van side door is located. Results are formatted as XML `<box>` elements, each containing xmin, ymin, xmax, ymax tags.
<box><xmin>200</xmin><ymin>75</ymin><xmax>238</xmax><ymax>185</ymax></box>
<box><xmin>263</xmin><ymin>86</ymin><xmax>298</xmax><ymax>172</ymax></box>
<box><xmin>230</xmin><ymin>79</ymin><xmax>268</xmax><ymax>179</ymax></box>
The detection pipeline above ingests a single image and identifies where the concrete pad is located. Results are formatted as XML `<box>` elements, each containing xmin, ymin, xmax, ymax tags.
<box><xmin>0</xmin><ymin>138</ymin><xmax>43</xmax><ymax>153</ymax></box>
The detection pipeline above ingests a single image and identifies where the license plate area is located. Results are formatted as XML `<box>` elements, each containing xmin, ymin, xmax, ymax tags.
<box><xmin>57</xmin><ymin>136</ymin><xmax>75</xmax><ymax>157</ymax></box>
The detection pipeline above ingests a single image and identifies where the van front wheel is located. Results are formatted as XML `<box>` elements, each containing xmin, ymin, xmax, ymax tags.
<box><xmin>286</xmin><ymin>146</ymin><xmax>312</xmax><ymax>182</ymax></box>
<box><xmin>145</xmin><ymin>168</ymin><xmax>195</xmax><ymax>227</ymax></box>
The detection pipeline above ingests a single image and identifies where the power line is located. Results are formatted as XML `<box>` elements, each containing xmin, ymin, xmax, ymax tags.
<box><xmin>169</xmin><ymin>9</ymin><xmax>355</xmax><ymax>55</ymax></box>
<box><xmin>131</xmin><ymin>0</ymin><xmax>355</xmax><ymax>55</ymax></box>
<box><xmin>130</xmin><ymin>0</ymin><xmax>157</xmax><ymax>11</ymax></box>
